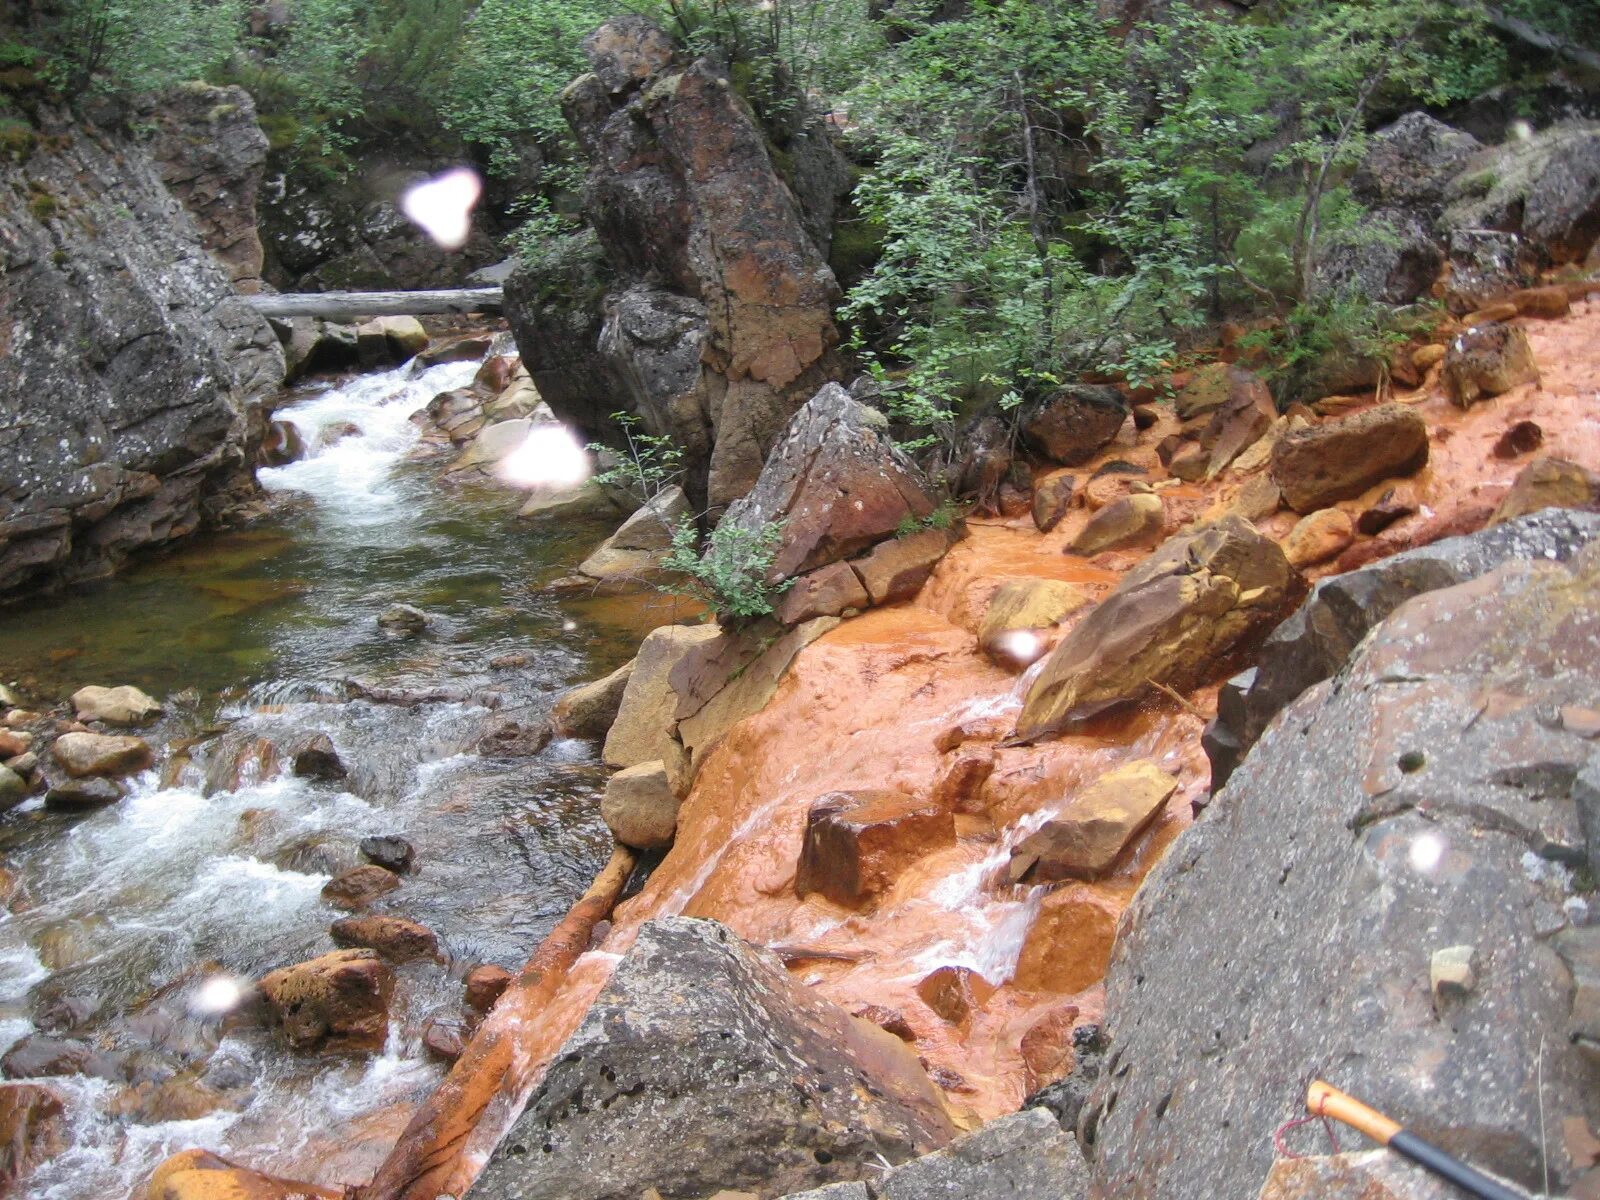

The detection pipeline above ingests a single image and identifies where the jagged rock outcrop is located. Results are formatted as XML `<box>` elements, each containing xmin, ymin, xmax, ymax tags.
<box><xmin>506</xmin><ymin>16</ymin><xmax>846</xmax><ymax>509</ymax></box>
<box><xmin>1203</xmin><ymin>509</ymin><xmax>1600</xmax><ymax>791</ymax></box>
<box><xmin>0</xmin><ymin>105</ymin><xmax>284</xmax><ymax>600</ymax></box>
<box><xmin>1085</xmin><ymin>542</ymin><xmax>1600</xmax><ymax>1198</ymax></box>
<box><xmin>473</xmin><ymin>917</ymin><xmax>954</xmax><ymax>1200</ymax></box>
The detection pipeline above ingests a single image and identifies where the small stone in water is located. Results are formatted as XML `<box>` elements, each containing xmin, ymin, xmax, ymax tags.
<box><xmin>292</xmin><ymin>734</ymin><xmax>347</xmax><ymax>782</ymax></box>
<box><xmin>45</xmin><ymin>776</ymin><xmax>124</xmax><ymax>810</ymax></box>
<box><xmin>464</xmin><ymin>964</ymin><xmax>512</xmax><ymax>1013</ymax></box>
<box><xmin>359</xmin><ymin>835</ymin><xmax>416</xmax><ymax>875</ymax></box>
<box><xmin>376</xmin><ymin>604</ymin><xmax>430</xmax><ymax>635</ymax></box>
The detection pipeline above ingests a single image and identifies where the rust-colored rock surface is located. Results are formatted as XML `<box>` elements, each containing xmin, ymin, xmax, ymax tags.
<box><xmin>257</xmin><ymin>950</ymin><xmax>393</xmax><ymax>1053</ymax></box>
<box><xmin>330</xmin><ymin>915</ymin><xmax>442</xmax><ymax>964</ymax></box>
<box><xmin>1270</xmin><ymin>403</ymin><xmax>1429</xmax><ymax>513</ymax></box>
<box><xmin>795</xmin><ymin>790</ymin><xmax>957</xmax><ymax>908</ymax></box>
<box><xmin>1009</xmin><ymin>761</ymin><xmax>1179</xmax><ymax>881</ymax></box>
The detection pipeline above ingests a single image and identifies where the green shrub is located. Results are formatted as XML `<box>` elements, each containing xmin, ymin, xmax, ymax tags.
<box><xmin>587</xmin><ymin>410</ymin><xmax>686</xmax><ymax>505</ymax></box>
<box><xmin>661</xmin><ymin>517</ymin><xmax>792</xmax><ymax>622</ymax></box>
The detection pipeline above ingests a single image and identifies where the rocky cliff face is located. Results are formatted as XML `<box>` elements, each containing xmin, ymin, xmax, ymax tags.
<box><xmin>0</xmin><ymin>103</ymin><xmax>284</xmax><ymax>601</ymax></box>
<box><xmin>505</xmin><ymin>17</ymin><xmax>846</xmax><ymax>511</ymax></box>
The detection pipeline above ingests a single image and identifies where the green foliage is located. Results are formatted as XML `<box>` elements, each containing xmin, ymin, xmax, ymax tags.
<box><xmin>586</xmin><ymin>411</ymin><xmax>686</xmax><ymax>505</ymax></box>
<box><xmin>894</xmin><ymin>499</ymin><xmax>959</xmax><ymax>538</ymax></box>
<box><xmin>36</xmin><ymin>0</ymin><xmax>246</xmax><ymax>95</ymax></box>
<box><xmin>661</xmin><ymin>517</ymin><xmax>792</xmax><ymax>621</ymax></box>
<box><xmin>1239</xmin><ymin>289</ymin><xmax>1411</xmax><ymax>405</ymax></box>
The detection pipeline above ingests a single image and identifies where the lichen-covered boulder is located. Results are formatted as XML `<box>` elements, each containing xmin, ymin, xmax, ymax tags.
<box><xmin>473</xmin><ymin>918</ymin><xmax>954</xmax><ymax>1200</ymax></box>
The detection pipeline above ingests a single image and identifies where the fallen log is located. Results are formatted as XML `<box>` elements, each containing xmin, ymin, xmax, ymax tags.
<box><xmin>354</xmin><ymin>843</ymin><xmax>638</xmax><ymax>1200</ymax></box>
<box><xmin>248</xmin><ymin>288</ymin><xmax>503</xmax><ymax>320</ymax></box>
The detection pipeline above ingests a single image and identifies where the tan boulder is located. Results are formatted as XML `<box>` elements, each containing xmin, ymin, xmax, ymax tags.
<box><xmin>603</xmin><ymin>622</ymin><xmax>722</xmax><ymax>769</ymax></box>
<box><xmin>257</xmin><ymin>949</ymin><xmax>393</xmax><ymax>1053</ymax></box>
<box><xmin>50</xmin><ymin>732</ymin><xmax>151</xmax><ymax>778</ymax></box>
<box><xmin>1167</xmin><ymin>442</ymin><xmax>1208</xmax><ymax>482</ymax></box>
<box><xmin>774</xmin><ymin>562</ymin><xmax>869</xmax><ymax>626</ymax></box>
<box><xmin>1009</xmin><ymin>761</ymin><xmax>1178</xmax><ymax>882</ymax></box>
<box><xmin>1282</xmin><ymin>508</ymin><xmax>1356</xmax><ymax>568</ymax></box>
<box><xmin>1068</xmin><ymin>493</ymin><xmax>1164</xmax><ymax>556</ymax></box>
<box><xmin>794</xmin><ymin>790</ymin><xmax>956</xmax><ymax>908</ymax></box>
<box><xmin>146</xmin><ymin>1150</ymin><xmax>340</xmax><ymax>1200</ymax></box>
<box><xmin>1012</xmin><ymin>885</ymin><xmax>1120</xmax><ymax>994</ymax></box>
<box><xmin>517</xmin><ymin>480</ymin><xmax>626</xmax><ymax>523</ymax></box>
<box><xmin>1491</xmin><ymin>456</ymin><xmax>1600</xmax><ymax>525</ymax></box>
<box><xmin>551</xmin><ymin>660</ymin><xmax>635</xmax><ymax>739</ymax></box>
<box><xmin>1411</xmin><ymin>342</ymin><xmax>1447</xmax><ymax>372</ymax></box>
<box><xmin>601</xmin><ymin>760</ymin><xmax>681</xmax><ymax>849</ymax></box>
<box><xmin>977</xmin><ymin>579</ymin><xmax>1089</xmax><ymax>664</ymax></box>
<box><xmin>1174</xmin><ymin>362</ymin><xmax>1249</xmax><ymax>421</ymax></box>
<box><xmin>1443</xmin><ymin>322</ymin><xmax>1540</xmax><ymax>407</ymax></box>
<box><xmin>329</xmin><ymin>915</ymin><xmax>441</xmax><ymax>964</ymax></box>
<box><xmin>1269</xmin><ymin>403</ymin><xmax>1428</xmax><ymax>514</ymax></box>
<box><xmin>1017</xmin><ymin>518</ymin><xmax>1294</xmax><ymax>737</ymax></box>
<box><xmin>1198</xmin><ymin>368</ymin><xmax>1276</xmax><ymax>478</ymax></box>
<box><xmin>1510</xmin><ymin>285</ymin><xmax>1570</xmax><ymax>319</ymax></box>
<box><xmin>1215</xmin><ymin>473</ymin><xmax>1281</xmax><ymax>523</ymax></box>
<box><xmin>575</xmin><ymin>487</ymin><xmax>692</xmax><ymax>590</ymax></box>
<box><xmin>70</xmin><ymin>684</ymin><xmax>162</xmax><ymax>725</ymax></box>
<box><xmin>853</xmin><ymin>527</ymin><xmax>958</xmax><ymax>606</ymax></box>
<box><xmin>1032</xmin><ymin>472</ymin><xmax>1078</xmax><ymax>533</ymax></box>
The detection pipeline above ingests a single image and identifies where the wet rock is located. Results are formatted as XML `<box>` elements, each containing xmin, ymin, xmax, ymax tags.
<box><xmin>321</xmin><ymin>865</ymin><xmax>401</xmax><ymax>911</ymax></box>
<box><xmin>1355</xmin><ymin>486</ymin><xmax>1418</xmax><ymax>535</ymax></box>
<box><xmin>0</xmin><ymin>1083</ymin><xmax>65</xmax><ymax>1189</ymax></box>
<box><xmin>1492</xmin><ymin>419</ymin><xmax>1544</xmax><ymax>459</ymax></box>
<box><xmin>795</xmin><ymin>790</ymin><xmax>956</xmax><ymax>908</ymax></box>
<box><xmin>1018</xmin><ymin>518</ymin><xmax>1293</xmax><ymax>737</ymax></box>
<box><xmin>477</xmin><ymin>719</ymin><xmax>554</xmax><ymax>757</ymax></box>
<box><xmin>1443</xmin><ymin>322</ymin><xmax>1540</xmax><ymax>407</ymax></box>
<box><xmin>146</xmin><ymin>1149</ymin><xmax>340</xmax><ymax>1200</ymax></box>
<box><xmin>1282</xmin><ymin>508</ymin><xmax>1355</xmax><ymax>568</ymax></box>
<box><xmin>518</xmin><ymin>480</ymin><xmax>627</xmax><ymax>524</ymax></box>
<box><xmin>1196</xmin><ymin>368</ymin><xmax>1275</xmax><ymax>481</ymax></box>
<box><xmin>330</xmin><ymin>915</ymin><xmax>440</xmax><ymax>964</ymax></box>
<box><xmin>716</xmin><ymin>385</ymin><xmax>937</xmax><ymax>581</ymax></box>
<box><xmin>1217</xmin><ymin>473</ymin><xmax>1282</xmax><ymax>524</ymax></box>
<box><xmin>464</xmin><ymin>964</ymin><xmax>513</xmax><ymax>1014</ymax></box>
<box><xmin>878</xmin><ymin>1107</ymin><xmax>1088</xmax><ymax>1200</ymax></box>
<box><xmin>1032</xmin><ymin>473</ymin><xmax>1078</xmax><ymax>534</ymax></box>
<box><xmin>1086</xmin><ymin>546</ymin><xmax>1600</xmax><ymax>1199</ymax></box>
<box><xmin>1020</xmin><ymin>386</ymin><xmax>1128</xmax><ymax>466</ymax></box>
<box><xmin>1166</xmin><ymin>442</ymin><xmax>1207</xmax><ymax>482</ymax></box>
<box><xmin>854</xmin><ymin>528</ymin><xmax>959</xmax><ymax>606</ymax></box>
<box><xmin>376</xmin><ymin>604</ymin><xmax>430</xmax><ymax>635</ymax></box>
<box><xmin>776</xmin><ymin>562</ymin><xmax>871</xmax><ymax>625</ymax></box>
<box><xmin>916</xmin><ymin>965</ymin><xmax>994</xmax><ymax>1027</ymax></box>
<box><xmin>50</xmin><ymin>731</ymin><xmax>152</xmax><ymax>778</ymax></box>
<box><xmin>0</xmin><ymin>730</ymin><xmax>29</xmax><ymax>758</ymax></box>
<box><xmin>421</xmin><ymin>1015</ymin><xmax>469</xmax><ymax>1063</ymax></box>
<box><xmin>601</xmin><ymin>760</ymin><xmax>680</xmax><ymax>850</ymax></box>
<box><xmin>43</xmin><ymin>776</ymin><xmax>124</xmax><ymax>810</ymax></box>
<box><xmin>1412</xmin><ymin>342</ymin><xmax>1447</xmax><ymax>372</ymax></box>
<box><xmin>1269</xmin><ymin>403</ymin><xmax>1428</xmax><ymax>514</ymax></box>
<box><xmin>603</xmin><ymin>623</ymin><xmax>722</xmax><ymax>770</ymax></box>
<box><xmin>551</xmin><ymin>661</ymin><xmax>635</xmax><ymax>739</ymax></box>
<box><xmin>273</xmin><ymin>833</ymin><xmax>361</xmax><ymax>877</ymax></box>
<box><xmin>0</xmin><ymin>766</ymin><xmax>28</xmax><ymax>811</ymax></box>
<box><xmin>1009</xmin><ymin>762</ymin><xmax>1178</xmax><ymax>883</ymax></box>
<box><xmin>1</xmin><ymin>1033</ymin><xmax>121</xmax><ymax>1081</ymax></box>
<box><xmin>978</xmin><ymin>580</ymin><xmax>1089</xmax><ymax>665</ymax></box>
<box><xmin>575</xmin><ymin>487</ymin><xmax>691</xmax><ymax>589</ymax></box>
<box><xmin>1026</xmin><ymin>1024</ymin><xmax>1107</xmax><ymax>1134</ymax></box>
<box><xmin>1491</xmin><ymin>457</ymin><xmax>1600</xmax><ymax>525</ymax></box>
<box><xmin>1511</xmin><ymin>284</ymin><xmax>1571</xmax><ymax>319</ymax></box>
<box><xmin>110</xmin><ymin>1075</ymin><xmax>237</xmax><ymax>1124</ymax></box>
<box><xmin>290</xmin><ymin>733</ymin><xmax>346</xmax><ymax>782</ymax></box>
<box><xmin>1012</xmin><ymin>885</ymin><xmax>1119</xmax><ymax>994</ymax></box>
<box><xmin>258</xmin><ymin>949</ymin><xmax>393</xmax><ymax>1054</ymax></box>
<box><xmin>70</xmin><ymin>684</ymin><xmax>162</xmax><ymax>726</ymax></box>
<box><xmin>1068</xmin><ymin>494</ymin><xmax>1164</xmax><ymax>556</ymax></box>
<box><xmin>474</xmin><ymin>917</ymin><xmax>953</xmax><ymax>1200</ymax></box>
<box><xmin>1081</xmin><ymin>461</ymin><xmax>1147</xmax><ymax>510</ymax></box>
<box><xmin>1205</xmin><ymin>509</ymin><xmax>1600</xmax><ymax>792</ymax></box>
<box><xmin>417</xmin><ymin>335</ymin><xmax>495</xmax><ymax>368</ymax></box>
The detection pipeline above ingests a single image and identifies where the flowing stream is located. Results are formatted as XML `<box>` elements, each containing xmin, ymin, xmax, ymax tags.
<box><xmin>0</xmin><ymin>350</ymin><xmax>675</xmax><ymax>1197</ymax></box>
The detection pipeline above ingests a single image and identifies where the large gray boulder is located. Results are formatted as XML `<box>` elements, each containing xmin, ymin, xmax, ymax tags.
<box><xmin>1442</xmin><ymin>120</ymin><xmax>1600</xmax><ymax>266</ymax></box>
<box><xmin>879</xmin><ymin>1107</ymin><xmax>1087</xmax><ymax>1200</ymax></box>
<box><xmin>1084</xmin><ymin>544</ymin><xmax>1600</xmax><ymax>1198</ymax></box>
<box><xmin>0</xmin><ymin>104</ymin><xmax>283</xmax><ymax>600</ymax></box>
<box><xmin>1205</xmin><ymin>508</ymin><xmax>1600</xmax><ymax>790</ymax></box>
<box><xmin>472</xmin><ymin>917</ymin><xmax>954</xmax><ymax>1200</ymax></box>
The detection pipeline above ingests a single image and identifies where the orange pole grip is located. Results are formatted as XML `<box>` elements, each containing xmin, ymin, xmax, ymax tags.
<box><xmin>1306</xmin><ymin>1080</ymin><xmax>1402</xmax><ymax>1146</ymax></box>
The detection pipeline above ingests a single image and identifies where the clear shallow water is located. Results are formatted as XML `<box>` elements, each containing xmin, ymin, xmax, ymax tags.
<box><xmin>0</xmin><ymin>354</ymin><xmax>681</xmax><ymax>1197</ymax></box>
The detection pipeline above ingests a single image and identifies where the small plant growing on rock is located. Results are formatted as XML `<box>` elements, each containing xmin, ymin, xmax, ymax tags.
<box><xmin>661</xmin><ymin>517</ymin><xmax>792</xmax><ymax>622</ymax></box>
<box><xmin>587</xmin><ymin>411</ymin><xmax>686</xmax><ymax>506</ymax></box>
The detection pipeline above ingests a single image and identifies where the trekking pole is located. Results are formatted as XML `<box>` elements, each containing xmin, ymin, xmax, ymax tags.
<box><xmin>1306</xmin><ymin>1081</ymin><xmax>1530</xmax><ymax>1200</ymax></box>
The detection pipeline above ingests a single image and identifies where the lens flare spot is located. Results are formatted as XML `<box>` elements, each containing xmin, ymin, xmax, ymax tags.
<box><xmin>496</xmin><ymin>424</ymin><xmax>592</xmax><ymax>490</ymax></box>
<box><xmin>400</xmin><ymin>167</ymin><xmax>482</xmax><ymax>251</ymax></box>
<box><xmin>1409</xmin><ymin>831</ymin><xmax>1446</xmax><ymax>874</ymax></box>
<box><xmin>190</xmin><ymin>975</ymin><xmax>247</xmax><ymax>1016</ymax></box>
<box><xmin>562</xmin><ymin>620</ymin><xmax>578</xmax><ymax>632</ymax></box>
<box><xmin>991</xmin><ymin>628</ymin><xmax>1046</xmax><ymax>669</ymax></box>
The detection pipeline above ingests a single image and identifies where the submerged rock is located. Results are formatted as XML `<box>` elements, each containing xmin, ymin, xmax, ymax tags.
<box><xmin>321</xmin><ymin>865</ymin><xmax>400</xmax><ymax>911</ymax></box>
<box><xmin>0</xmin><ymin>1083</ymin><xmax>66</xmax><ymax>1190</ymax></box>
<box><xmin>473</xmin><ymin>917</ymin><xmax>954</xmax><ymax>1200</ymax></box>
<box><xmin>1085</xmin><ymin>544</ymin><xmax>1600</xmax><ymax>1198</ymax></box>
<box><xmin>330</xmin><ymin>915</ymin><xmax>440</xmax><ymax>964</ymax></box>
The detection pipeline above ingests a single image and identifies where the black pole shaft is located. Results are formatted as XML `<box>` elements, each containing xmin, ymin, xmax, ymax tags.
<box><xmin>1390</xmin><ymin>1131</ymin><xmax>1530</xmax><ymax>1200</ymax></box>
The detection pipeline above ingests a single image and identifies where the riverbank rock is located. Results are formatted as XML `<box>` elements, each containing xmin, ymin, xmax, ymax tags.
<box><xmin>330</xmin><ymin>915</ymin><xmax>440</xmax><ymax>964</ymax></box>
<box><xmin>70</xmin><ymin>685</ymin><xmax>162</xmax><ymax>726</ymax></box>
<box><xmin>1084</xmin><ymin>544</ymin><xmax>1600</xmax><ymax>1198</ymax></box>
<box><xmin>1269</xmin><ymin>404</ymin><xmax>1428</xmax><ymax>514</ymax></box>
<box><xmin>878</xmin><ymin>1107</ymin><xmax>1088</xmax><ymax>1200</ymax></box>
<box><xmin>551</xmin><ymin>661</ymin><xmax>635</xmax><ymax>739</ymax></box>
<box><xmin>1009</xmin><ymin>762</ymin><xmax>1179</xmax><ymax>882</ymax></box>
<box><xmin>775</xmin><ymin>562</ymin><xmax>870</xmax><ymax>626</ymax></box>
<box><xmin>1017</xmin><ymin>518</ymin><xmax>1293</xmax><ymax>738</ymax></box>
<box><xmin>1491</xmin><ymin>456</ymin><xmax>1600</xmax><ymax>525</ymax></box>
<box><xmin>603</xmin><ymin>623</ymin><xmax>721</xmax><ymax>770</ymax></box>
<box><xmin>1068</xmin><ymin>494</ymin><xmax>1164</xmax><ymax>556</ymax></box>
<box><xmin>1442</xmin><ymin>321</ymin><xmax>1540</xmax><ymax>407</ymax></box>
<box><xmin>716</xmin><ymin>385</ymin><xmax>937</xmax><ymax>581</ymax></box>
<box><xmin>978</xmin><ymin>580</ymin><xmax>1090</xmax><ymax>664</ymax></box>
<box><xmin>1203</xmin><ymin>509</ymin><xmax>1600</xmax><ymax>791</ymax></box>
<box><xmin>855</xmin><ymin>528</ymin><xmax>960</xmax><ymax>606</ymax></box>
<box><xmin>474</xmin><ymin>917</ymin><xmax>954</xmax><ymax>1200</ymax></box>
<box><xmin>1442</xmin><ymin>120</ymin><xmax>1600</xmax><ymax>266</ymax></box>
<box><xmin>0</xmin><ymin>103</ymin><xmax>284</xmax><ymax>601</ymax></box>
<box><xmin>1020</xmin><ymin>386</ymin><xmax>1128</xmax><ymax>466</ymax></box>
<box><xmin>1281</xmin><ymin>508</ymin><xmax>1355</xmax><ymax>568</ymax></box>
<box><xmin>795</xmin><ymin>790</ymin><xmax>956</xmax><ymax>908</ymax></box>
<box><xmin>50</xmin><ymin>733</ymin><xmax>152</xmax><ymax>779</ymax></box>
<box><xmin>258</xmin><ymin>950</ymin><xmax>393</xmax><ymax>1053</ymax></box>
<box><xmin>0</xmin><ymin>767</ymin><xmax>29</xmax><ymax>812</ymax></box>
<box><xmin>601</xmin><ymin>760</ymin><xmax>680</xmax><ymax>849</ymax></box>
<box><xmin>573</xmin><ymin>487</ymin><xmax>691</xmax><ymax>591</ymax></box>
<box><xmin>508</xmin><ymin>17</ymin><xmax>845</xmax><ymax>509</ymax></box>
